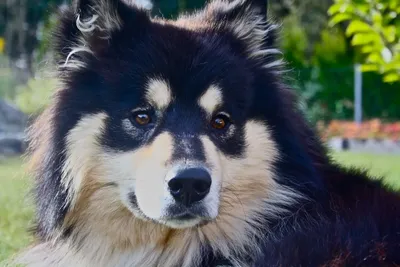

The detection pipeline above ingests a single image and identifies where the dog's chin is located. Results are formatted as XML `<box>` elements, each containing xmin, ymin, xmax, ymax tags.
<box><xmin>160</xmin><ymin>203</ymin><xmax>217</xmax><ymax>229</ymax></box>
<box><xmin>121</xmin><ymin>193</ymin><xmax>218</xmax><ymax>229</ymax></box>
<box><xmin>160</xmin><ymin>216</ymin><xmax>204</xmax><ymax>229</ymax></box>
<box><xmin>122</xmin><ymin>203</ymin><xmax>214</xmax><ymax>229</ymax></box>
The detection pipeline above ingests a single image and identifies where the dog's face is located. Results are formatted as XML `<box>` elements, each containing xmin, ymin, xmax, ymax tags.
<box><xmin>106</xmin><ymin>81</ymin><xmax>245</xmax><ymax>228</ymax></box>
<box><xmin>100</xmin><ymin>71</ymin><xmax>254</xmax><ymax>227</ymax></box>
<box><xmin>32</xmin><ymin>0</ymin><xmax>311</xmax><ymax>240</ymax></box>
<box><xmin>66</xmin><ymin>22</ymin><xmax>273</xmax><ymax>228</ymax></box>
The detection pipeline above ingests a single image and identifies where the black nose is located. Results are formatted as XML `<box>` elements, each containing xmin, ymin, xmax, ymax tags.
<box><xmin>168</xmin><ymin>168</ymin><xmax>212</xmax><ymax>206</ymax></box>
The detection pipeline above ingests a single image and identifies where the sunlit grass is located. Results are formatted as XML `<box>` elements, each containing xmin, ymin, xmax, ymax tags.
<box><xmin>333</xmin><ymin>151</ymin><xmax>400</xmax><ymax>189</ymax></box>
<box><xmin>0</xmin><ymin>158</ymin><xmax>33</xmax><ymax>264</ymax></box>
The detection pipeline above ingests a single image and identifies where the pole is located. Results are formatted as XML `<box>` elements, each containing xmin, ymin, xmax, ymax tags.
<box><xmin>354</xmin><ymin>64</ymin><xmax>362</xmax><ymax>124</ymax></box>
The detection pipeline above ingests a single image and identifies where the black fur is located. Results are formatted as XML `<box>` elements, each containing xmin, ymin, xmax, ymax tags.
<box><xmin>28</xmin><ymin>0</ymin><xmax>400</xmax><ymax>265</ymax></box>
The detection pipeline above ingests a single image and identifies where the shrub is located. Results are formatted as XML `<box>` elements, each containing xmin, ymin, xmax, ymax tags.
<box><xmin>319</xmin><ymin>119</ymin><xmax>400</xmax><ymax>140</ymax></box>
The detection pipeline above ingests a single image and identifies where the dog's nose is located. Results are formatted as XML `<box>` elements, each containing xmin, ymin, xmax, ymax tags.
<box><xmin>168</xmin><ymin>168</ymin><xmax>212</xmax><ymax>206</ymax></box>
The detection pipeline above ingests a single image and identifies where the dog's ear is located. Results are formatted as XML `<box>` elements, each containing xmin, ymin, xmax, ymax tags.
<box><xmin>204</xmin><ymin>0</ymin><xmax>281</xmax><ymax>68</ymax></box>
<box><xmin>55</xmin><ymin>0</ymin><xmax>151</xmax><ymax>70</ymax></box>
<box><xmin>72</xmin><ymin>0</ymin><xmax>144</xmax><ymax>33</ymax></box>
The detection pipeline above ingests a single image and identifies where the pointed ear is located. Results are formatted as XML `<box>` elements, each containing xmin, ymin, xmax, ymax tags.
<box><xmin>72</xmin><ymin>0</ymin><xmax>137</xmax><ymax>33</ymax></box>
<box><xmin>55</xmin><ymin>0</ymin><xmax>150</xmax><ymax>70</ymax></box>
<box><xmin>204</xmin><ymin>0</ymin><xmax>281</xmax><ymax>67</ymax></box>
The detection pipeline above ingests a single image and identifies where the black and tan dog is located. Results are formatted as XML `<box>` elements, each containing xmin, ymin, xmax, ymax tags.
<box><xmin>18</xmin><ymin>0</ymin><xmax>400</xmax><ymax>266</ymax></box>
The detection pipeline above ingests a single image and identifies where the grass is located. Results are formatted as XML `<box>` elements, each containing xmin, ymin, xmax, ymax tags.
<box><xmin>333</xmin><ymin>152</ymin><xmax>400</xmax><ymax>189</ymax></box>
<box><xmin>0</xmin><ymin>158</ymin><xmax>33</xmax><ymax>265</ymax></box>
<box><xmin>0</xmin><ymin>152</ymin><xmax>399</xmax><ymax>263</ymax></box>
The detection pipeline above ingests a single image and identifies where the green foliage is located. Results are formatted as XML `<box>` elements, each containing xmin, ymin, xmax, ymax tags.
<box><xmin>281</xmin><ymin>15</ymin><xmax>355</xmax><ymax>123</ymax></box>
<box><xmin>13</xmin><ymin>78</ymin><xmax>55</xmax><ymax>115</ymax></box>
<box><xmin>281</xmin><ymin>16</ymin><xmax>309</xmax><ymax>66</ymax></box>
<box><xmin>36</xmin><ymin>12</ymin><xmax>59</xmax><ymax>61</ymax></box>
<box><xmin>313</xmin><ymin>28</ymin><xmax>348</xmax><ymax>64</ymax></box>
<box><xmin>328</xmin><ymin>0</ymin><xmax>400</xmax><ymax>83</ymax></box>
<box><xmin>281</xmin><ymin>12</ymin><xmax>400</xmax><ymax>123</ymax></box>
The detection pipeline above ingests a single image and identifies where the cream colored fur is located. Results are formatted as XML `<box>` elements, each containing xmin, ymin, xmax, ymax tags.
<box><xmin>198</xmin><ymin>85</ymin><xmax>223</xmax><ymax>117</ymax></box>
<box><xmin>144</xmin><ymin>78</ymin><xmax>173</xmax><ymax>111</ymax></box>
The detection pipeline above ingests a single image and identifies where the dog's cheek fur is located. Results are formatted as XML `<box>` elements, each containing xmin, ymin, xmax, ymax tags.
<box><xmin>199</xmin><ymin>120</ymin><xmax>302</xmax><ymax>262</ymax></box>
<box><xmin>19</xmin><ymin>115</ymin><xmax>175</xmax><ymax>266</ymax></box>
<box><xmin>117</xmin><ymin>132</ymin><xmax>175</xmax><ymax>219</ymax></box>
<box><xmin>74</xmin><ymin>129</ymin><xmax>175</xmax><ymax>221</ymax></box>
<box><xmin>61</xmin><ymin>112</ymin><xmax>108</xmax><ymax>207</ymax></box>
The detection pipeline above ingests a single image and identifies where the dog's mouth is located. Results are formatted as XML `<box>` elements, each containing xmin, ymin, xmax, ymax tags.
<box><xmin>125</xmin><ymin>190</ymin><xmax>216</xmax><ymax>228</ymax></box>
<box><xmin>166</xmin><ymin>203</ymin><xmax>209</xmax><ymax>218</ymax></box>
<box><xmin>160</xmin><ymin>204</ymin><xmax>213</xmax><ymax>228</ymax></box>
<box><xmin>171</xmin><ymin>212</ymin><xmax>197</xmax><ymax>220</ymax></box>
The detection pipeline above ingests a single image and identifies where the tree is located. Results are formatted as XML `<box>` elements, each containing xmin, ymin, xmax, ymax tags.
<box><xmin>1</xmin><ymin>0</ymin><xmax>64</xmax><ymax>85</ymax></box>
<box><xmin>270</xmin><ymin>0</ymin><xmax>333</xmax><ymax>61</ymax></box>
<box><xmin>328</xmin><ymin>0</ymin><xmax>400</xmax><ymax>83</ymax></box>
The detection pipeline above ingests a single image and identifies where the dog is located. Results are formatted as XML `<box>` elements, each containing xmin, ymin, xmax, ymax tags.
<box><xmin>17</xmin><ymin>0</ymin><xmax>400</xmax><ymax>266</ymax></box>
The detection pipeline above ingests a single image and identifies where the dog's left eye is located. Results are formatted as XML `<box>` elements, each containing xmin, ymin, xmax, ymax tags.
<box><xmin>130</xmin><ymin>112</ymin><xmax>152</xmax><ymax>126</ymax></box>
<box><xmin>211</xmin><ymin>113</ymin><xmax>230</xmax><ymax>130</ymax></box>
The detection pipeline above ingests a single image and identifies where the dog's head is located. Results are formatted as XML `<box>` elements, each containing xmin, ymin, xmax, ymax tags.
<box><xmin>30</xmin><ymin>0</ymin><xmax>323</xmax><ymax>245</ymax></box>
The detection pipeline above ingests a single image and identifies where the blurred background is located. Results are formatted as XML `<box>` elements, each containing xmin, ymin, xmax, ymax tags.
<box><xmin>0</xmin><ymin>0</ymin><xmax>399</xmax><ymax>264</ymax></box>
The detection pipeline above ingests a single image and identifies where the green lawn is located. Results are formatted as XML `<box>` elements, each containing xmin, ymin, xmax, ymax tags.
<box><xmin>333</xmin><ymin>152</ymin><xmax>400</xmax><ymax>189</ymax></box>
<box><xmin>0</xmin><ymin>152</ymin><xmax>399</xmax><ymax>263</ymax></box>
<box><xmin>0</xmin><ymin>158</ymin><xmax>34</xmax><ymax>265</ymax></box>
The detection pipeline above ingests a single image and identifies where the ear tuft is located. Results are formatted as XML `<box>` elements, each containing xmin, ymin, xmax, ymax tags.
<box><xmin>55</xmin><ymin>0</ymin><xmax>150</xmax><ymax>72</ymax></box>
<box><xmin>73</xmin><ymin>0</ymin><xmax>126</xmax><ymax>36</ymax></box>
<box><xmin>205</xmin><ymin>0</ymin><xmax>283</xmax><ymax>70</ymax></box>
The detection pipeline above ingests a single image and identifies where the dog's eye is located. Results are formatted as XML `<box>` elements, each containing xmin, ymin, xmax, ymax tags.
<box><xmin>211</xmin><ymin>113</ymin><xmax>230</xmax><ymax>130</ymax></box>
<box><xmin>131</xmin><ymin>112</ymin><xmax>152</xmax><ymax>126</ymax></box>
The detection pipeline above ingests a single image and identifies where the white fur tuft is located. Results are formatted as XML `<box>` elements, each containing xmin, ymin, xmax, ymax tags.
<box><xmin>204</xmin><ymin>0</ymin><xmax>286</xmax><ymax>72</ymax></box>
<box><xmin>60</xmin><ymin>0</ymin><xmax>123</xmax><ymax>71</ymax></box>
<box><xmin>76</xmin><ymin>14</ymin><xmax>101</xmax><ymax>32</ymax></box>
<box><xmin>231</xmin><ymin>14</ymin><xmax>284</xmax><ymax>71</ymax></box>
<box><xmin>62</xmin><ymin>44</ymin><xmax>93</xmax><ymax>69</ymax></box>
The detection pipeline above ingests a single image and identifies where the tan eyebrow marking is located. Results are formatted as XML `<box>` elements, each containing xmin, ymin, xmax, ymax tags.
<box><xmin>144</xmin><ymin>78</ymin><xmax>173</xmax><ymax>110</ymax></box>
<box><xmin>198</xmin><ymin>85</ymin><xmax>223</xmax><ymax>117</ymax></box>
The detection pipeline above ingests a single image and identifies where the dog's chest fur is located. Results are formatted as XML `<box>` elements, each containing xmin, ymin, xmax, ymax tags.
<box><xmin>20</xmin><ymin>241</ymin><xmax>239</xmax><ymax>267</ymax></box>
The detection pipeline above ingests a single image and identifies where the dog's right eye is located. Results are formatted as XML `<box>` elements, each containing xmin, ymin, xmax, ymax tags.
<box><xmin>211</xmin><ymin>113</ymin><xmax>231</xmax><ymax>130</ymax></box>
<box><xmin>130</xmin><ymin>112</ymin><xmax>152</xmax><ymax>126</ymax></box>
